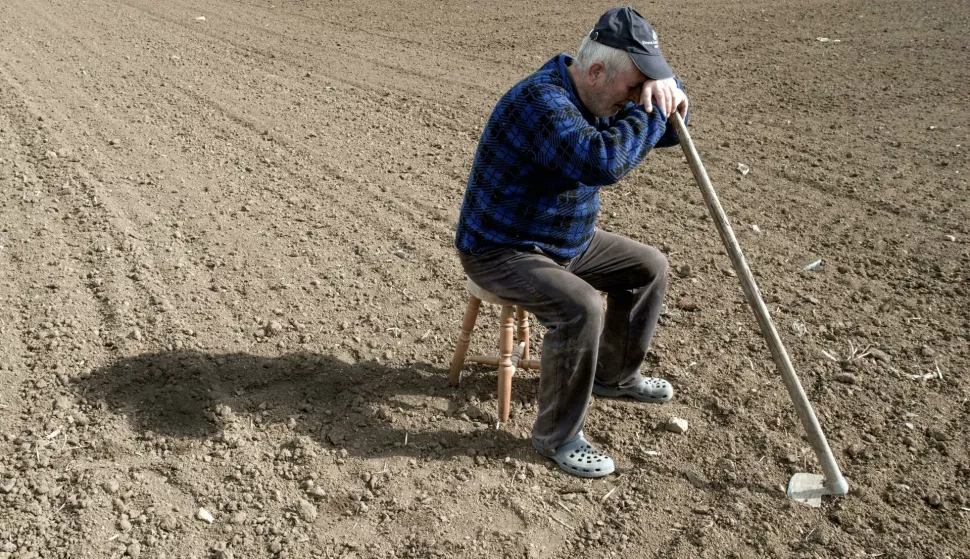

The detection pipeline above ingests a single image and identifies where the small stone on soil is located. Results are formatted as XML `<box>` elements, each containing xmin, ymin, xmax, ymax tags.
<box><xmin>665</xmin><ymin>417</ymin><xmax>689</xmax><ymax>434</ymax></box>
<box><xmin>296</xmin><ymin>499</ymin><xmax>317</xmax><ymax>522</ymax></box>
<box><xmin>197</xmin><ymin>507</ymin><xmax>215</xmax><ymax>523</ymax></box>
<box><xmin>834</xmin><ymin>373</ymin><xmax>858</xmax><ymax>385</ymax></box>
<box><xmin>926</xmin><ymin>427</ymin><xmax>949</xmax><ymax>442</ymax></box>
<box><xmin>685</xmin><ymin>470</ymin><xmax>709</xmax><ymax>487</ymax></box>
<box><xmin>676</xmin><ymin>299</ymin><xmax>698</xmax><ymax>312</ymax></box>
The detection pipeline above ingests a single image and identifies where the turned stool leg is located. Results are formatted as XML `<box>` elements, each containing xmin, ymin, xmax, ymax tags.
<box><xmin>516</xmin><ymin>307</ymin><xmax>530</xmax><ymax>361</ymax></box>
<box><xmin>449</xmin><ymin>296</ymin><xmax>482</xmax><ymax>387</ymax></box>
<box><xmin>497</xmin><ymin>304</ymin><xmax>516</xmax><ymax>422</ymax></box>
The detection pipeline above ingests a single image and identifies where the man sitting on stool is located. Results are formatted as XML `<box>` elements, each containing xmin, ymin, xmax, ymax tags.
<box><xmin>454</xmin><ymin>7</ymin><xmax>689</xmax><ymax>478</ymax></box>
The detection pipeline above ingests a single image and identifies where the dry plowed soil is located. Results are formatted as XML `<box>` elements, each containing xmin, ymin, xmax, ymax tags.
<box><xmin>1</xmin><ymin>0</ymin><xmax>968</xmax><ymax>557</ymax></box>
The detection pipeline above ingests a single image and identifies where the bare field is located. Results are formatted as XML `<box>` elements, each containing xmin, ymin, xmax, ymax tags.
<box><xmin>1</xmin><ymin>0</ymin><xmax>968</xmax><ymax>557</ymax></box>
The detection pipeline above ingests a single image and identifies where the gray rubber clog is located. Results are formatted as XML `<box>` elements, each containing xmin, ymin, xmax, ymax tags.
<box><xmin>536</xmin><ymin>432</ymin><xmax>615</xmax><ymax>478</ymax></box>
<box><xmin>592</xmin><ymin>377</ymin><xmax>674</xmax><ymax>403</ymax></box>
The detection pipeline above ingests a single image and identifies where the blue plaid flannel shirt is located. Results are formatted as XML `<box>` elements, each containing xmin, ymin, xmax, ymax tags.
<box><xmin>455</xmin><ymin>53</ymin><xmax>685</xmax><ymax>259</ymax></box>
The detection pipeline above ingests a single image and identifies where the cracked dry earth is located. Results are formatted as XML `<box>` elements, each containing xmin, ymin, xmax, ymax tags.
<box><xmin>1</xmin><ymin>0</ymin><xmax>968</xmax><ymax>558</ymax></box>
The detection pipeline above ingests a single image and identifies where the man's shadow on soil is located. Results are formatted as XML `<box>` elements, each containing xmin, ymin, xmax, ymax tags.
<box><xmin>73</xmin><ymin>350</ymin><xmax>532</xmax><ymax>462</ymax></box>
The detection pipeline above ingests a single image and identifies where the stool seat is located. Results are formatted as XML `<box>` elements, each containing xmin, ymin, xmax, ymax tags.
<box><xmin>466</xmin><ymin>278</ymin><xmax>514</xmax><ymax>306</ymax></box>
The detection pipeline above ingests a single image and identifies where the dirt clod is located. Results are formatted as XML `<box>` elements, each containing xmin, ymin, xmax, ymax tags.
<box><xmin>665</xmin><ymin>417</ymin><xmax>689</xmax><ymax>434</ymax></box>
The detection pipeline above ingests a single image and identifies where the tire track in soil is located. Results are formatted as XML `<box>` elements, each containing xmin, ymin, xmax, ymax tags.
<box><xmin>0</xmin><ymin>94</ymin><xmax>232</xmax><ymax>522</ymax></box>
<box><xmin>3</xmin><ymin>0</ymin><xmax>466</xmax><ymax>356</ymax></box>
<box><xmin>0</xmin><ymin>63</ymin><xmax>280</xmax><ymax>552</ymax></box>
<box><xmin>0</xmin><ymin>30</ymin><xmax>224</xmax><ymax>359</ymax></box>
<box><xmin>0</xmin><ymin>66</ymin><xmax>117</xmax><ymax>361</ymax></box>
<box><xmin>94</xmin><ymin>0</ymin><xmax>479</xmax><ymax>321</ymax></box>
<box><xmin>104</xmin><ymin>0</ymin><xmax>484</xmax><ymax>223</ymax></box>
<box><xmin>6</xmin><ymin>0</ymin><xmax>480</xmax><ymax>320</ymax></box>
<box><xmin>24</xmin><ymin>0</ymin><xmax>469</xmax><ymax>255</ymax></box>
<box><xmin>6</xmin><ymin>0</ymin><xmax>480</xmax><ymax>392</ymax></box>
<box><xmin>108</xmin><ymin>0</ymin><xmax>520</xmax><ymax>101</ymax></box>
<box><xmin>0</xmin><ymin>66</ymin><xmax>191</xmax><ymax>558</ymax></box>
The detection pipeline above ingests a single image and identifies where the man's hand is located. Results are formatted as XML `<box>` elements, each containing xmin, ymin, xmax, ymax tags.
<box><xmin>640</xmin><ymin>78</ymin><xmax>688</xmax><ymax>119</ymax></box>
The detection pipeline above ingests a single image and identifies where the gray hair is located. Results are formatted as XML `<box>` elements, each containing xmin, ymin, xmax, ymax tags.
<box><xmin>574</xmin><ymin>35</ymin><xmax>636</xmax><ymax>83</ymax></box>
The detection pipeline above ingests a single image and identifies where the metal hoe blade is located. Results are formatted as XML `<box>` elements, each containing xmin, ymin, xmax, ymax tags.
<box><xmin>670</xmin><ymin>113</ymin><xmax>849</xmax><ymax>506</ymax></box>
<box><xmin>788</xmin><ymin>473</ymin><xmax>830</xmax><ymax>508</ymax></box>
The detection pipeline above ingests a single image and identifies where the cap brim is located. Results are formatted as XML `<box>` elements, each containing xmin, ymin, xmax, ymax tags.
<box><xmin>630</xmin><ymin>52</ymin><xmax>674</xmax><ymax>80</ymax></box>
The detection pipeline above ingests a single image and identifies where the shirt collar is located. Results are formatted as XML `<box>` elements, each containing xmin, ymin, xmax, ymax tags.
<box><xmin>557</xmin><ymin>54</ymin><xmax>602</xmax><ymax>125</ymax></box>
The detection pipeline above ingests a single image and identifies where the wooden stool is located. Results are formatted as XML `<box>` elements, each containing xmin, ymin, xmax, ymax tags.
<box><xmin>448</xmin><ymin>278</ymin><xmax>540</xmax><ymax>422</ymax></box>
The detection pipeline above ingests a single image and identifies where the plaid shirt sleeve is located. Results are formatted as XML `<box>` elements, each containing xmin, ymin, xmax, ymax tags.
<box><xmin>525</xmin><ymin>83</ymin><xmax>671</xmax><ymax>187</ymax></box>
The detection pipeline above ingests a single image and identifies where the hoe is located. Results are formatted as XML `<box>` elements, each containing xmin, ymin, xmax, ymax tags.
<box><xmin>670</xmin><ymin>113</ymin><xmax>849</xmax><ymax>507</ymax></box>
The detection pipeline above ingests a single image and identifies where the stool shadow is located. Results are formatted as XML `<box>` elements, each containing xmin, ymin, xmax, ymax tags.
<box><xmin>72</xmin><ymin>350</ymin><xmax>536</xmax><ymax>462</ymax></box>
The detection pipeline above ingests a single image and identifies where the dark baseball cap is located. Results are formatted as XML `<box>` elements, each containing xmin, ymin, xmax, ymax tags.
<box><xmin>589</xmin><ymin>7</ymin><xmax>674</xmax><ymax>80</ymax></box>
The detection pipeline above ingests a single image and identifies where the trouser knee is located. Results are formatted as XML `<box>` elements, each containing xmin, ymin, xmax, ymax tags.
<box><xmin>640</xmin><ymin>246</ymin><xmax>669</xmax><ymax>280</ymax></box>
<box><xmin>561</xmin><ymin>288</ymin><xmax>604</xmax><ymax>334</ymax></box>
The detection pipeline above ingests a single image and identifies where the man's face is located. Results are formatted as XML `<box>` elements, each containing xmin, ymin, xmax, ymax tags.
<box><xmin>585</xmin><ymin>67</ymin><xmax>648</xmax><ymax>118</ymax></box>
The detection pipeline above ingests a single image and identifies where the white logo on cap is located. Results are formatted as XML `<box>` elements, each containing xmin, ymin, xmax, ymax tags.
<box><xmin>641</xmin><ymin>30</ymin><xmax>659</xmax><ymax>48</ymax></box>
